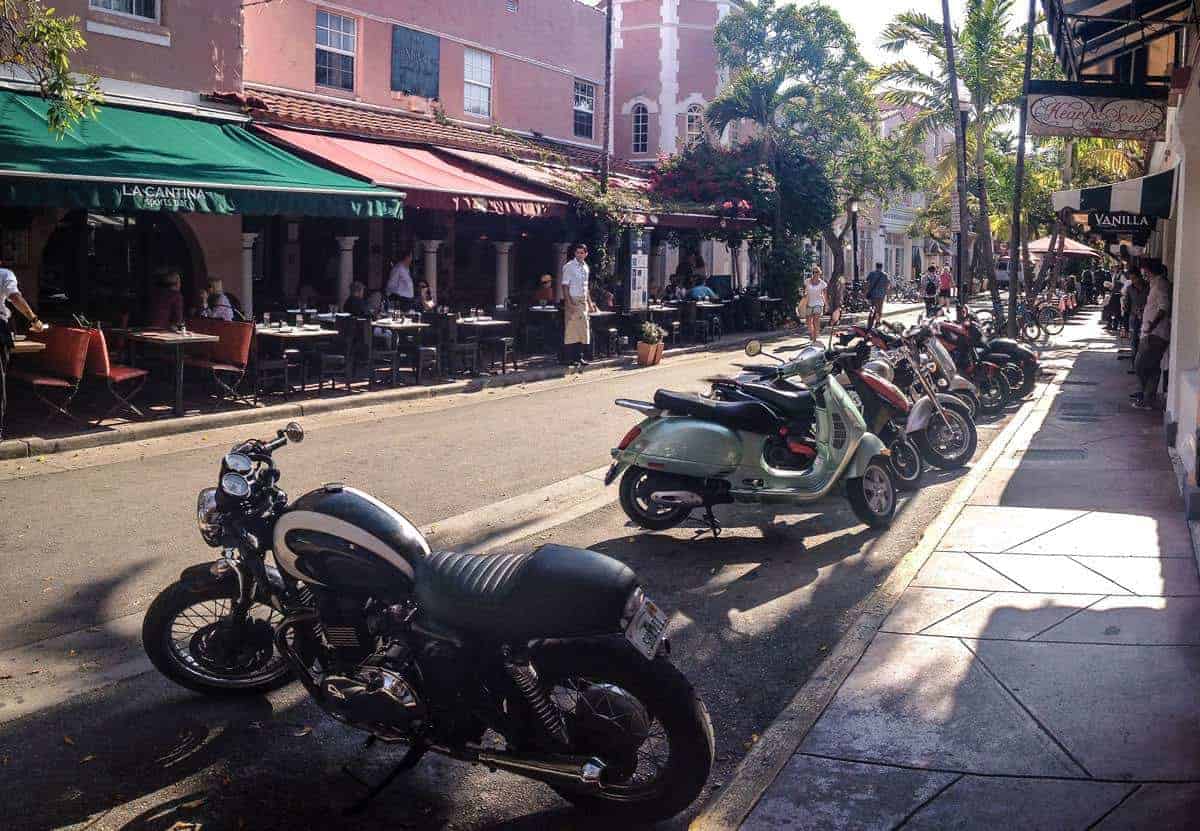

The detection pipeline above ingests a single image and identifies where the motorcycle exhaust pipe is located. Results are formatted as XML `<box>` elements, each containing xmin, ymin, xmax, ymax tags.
<box><xmin>650</xmin><ymin>490</ymin><xmax>705</xmax><ymax>508</ymax></box>
<box><xmin>452</xmin><ymin>747</ymin><xmax>606</xmax><ymax>787</ymax></box>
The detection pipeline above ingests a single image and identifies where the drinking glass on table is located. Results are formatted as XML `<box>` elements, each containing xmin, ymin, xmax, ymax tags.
<box><xmin>262</xmin><ymin>311</ymin><xmax>271</xmax><ymax>327</ymax></box>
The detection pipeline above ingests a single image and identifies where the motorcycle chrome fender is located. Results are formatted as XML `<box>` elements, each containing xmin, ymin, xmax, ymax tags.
<box><xmin>610</xmin><ymin>416</ymin><xmax>743</xmax><ymax>480</ymax></box>
<box><xmin>949</xmin><ymin>375</ymin><xmax>977</xmax><ymax>396</ymax></box>
<box><xmin>905</xmin><ymin>393</ymin><xmax>969</xmax><ymax>433</ymax></box>
<box><xmin>843</xmin><ymin>432</ymin><xmax>889</xmax><ymax>480</ymax></box>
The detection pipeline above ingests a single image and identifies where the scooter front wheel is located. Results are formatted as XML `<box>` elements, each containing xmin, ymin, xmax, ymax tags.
<box><xmin>619</xmin><ymin>466</ymin><xmax>693</xmax><ymax>531</ymax></box>
<box><xmin>847</xmin><ymin>459</ymin><xmax>897</xmax><ymax>528</ymax></box>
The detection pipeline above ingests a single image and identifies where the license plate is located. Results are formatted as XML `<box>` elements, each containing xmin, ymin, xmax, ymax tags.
<box><xmin>625</xmin><ymin>596</ymin><xmax>669</xmax><ymax>660</ymax></box>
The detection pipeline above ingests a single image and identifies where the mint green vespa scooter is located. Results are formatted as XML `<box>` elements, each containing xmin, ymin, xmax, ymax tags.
<box><xmin>604</xmin><ymin>340</ymin><xmax>896</xmax><ymax>535</ymax></box>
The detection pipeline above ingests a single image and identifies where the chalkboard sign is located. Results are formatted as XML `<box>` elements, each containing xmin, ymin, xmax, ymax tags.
<box><xmin>627</xmin><ymin>228</ymin><xmax>650</xmax><ymax>311</ymax></box>
<box><xmin>391</xmin><ymin>26</ymin><xmax>440</xmax><ymax>99</ymax></box>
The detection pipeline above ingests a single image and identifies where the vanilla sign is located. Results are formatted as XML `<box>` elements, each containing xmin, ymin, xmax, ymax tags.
<box><xmin>1027</xmin><ymin>93</ymin><xmax>1166</xmax><ymax>141</ymax></box>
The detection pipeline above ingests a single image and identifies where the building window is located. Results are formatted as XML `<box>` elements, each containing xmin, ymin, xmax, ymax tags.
<box><xmin>574</xmin><ymin>80</ymin><xmax>595</xmax><ymax>139</ymax></box>
<box><xmin>686</xmin><ymin>104</ymin><xmax>704</xmax><ymax>145</ymax></box>
<box><xmin>632</xmin><ymin>104</ymin><xmax>649</xmax><ymax>154</ymax></box>
<box><xmin>464</xmin><ymin>48</ymin><xmax>493</xmax><ymax>117</ymax></box>
<box><xmin>506</xmin><ymin>0</ymin><xmax>519</xmax><ymax>11</ymax></box>
<box><xmin>316</xmin><ymin>10</ymin><xmax>356</xmax><ymax>91</ymax></box>
<box><xmin>90</xmin><ymin>0</ymin><xmax>157</xmax><ymax>19</ymax></box>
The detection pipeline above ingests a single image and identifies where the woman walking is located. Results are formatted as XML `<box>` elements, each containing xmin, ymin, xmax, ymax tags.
<box><xmin>804</xmin><ymin>267</ymin><xmax>828</xmax><ymax>343</ymax></box>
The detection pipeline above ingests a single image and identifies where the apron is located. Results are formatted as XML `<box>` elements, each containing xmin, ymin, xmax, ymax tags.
<box><xmin>563</xmin><ymin>296</ymin><xmax>591</xmax><ymax>345</ymax></box>
<box><xmin>0</xmin><ymin>318</ymin><xmax>12</xmax><ymax>442</ymax></box>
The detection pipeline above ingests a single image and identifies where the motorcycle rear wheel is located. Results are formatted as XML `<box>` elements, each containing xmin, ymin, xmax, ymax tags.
<box><xmin>998</xmin><ymin>361</ymin><xmax>1026</xmax><ymax>397</ymax></box>
<box><xmin>888</xmin><ymin>436</ymin><xmax>924</xmax><ymax>491</ymax></box>
<box><xmin>619</xmin><ymin>466</ymin><xmax>693</xmax><ymax>531</ymax></box>
<box><xmin>536</xmin><ymin>639</ymin><xmax>715</xmax><ymax>822</ymax></box>
<box><xmin>143</xmin><ymin>580</ymin><xmax>293</xmax><ymax>696</ymax></box>
<box><xmin>977</xmin><ymin>371</ymin><xmax>1012</xmax><ymax>415</ymax></box>
<box><xmin>846</xmin><ymin>459</ymin><xmax>897</xmax><ymax>528</ymax></box>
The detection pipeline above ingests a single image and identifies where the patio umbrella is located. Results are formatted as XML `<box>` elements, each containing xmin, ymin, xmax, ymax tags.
<box><xmin>1028</xmin><ymin>236</ymin><xmax>1100</xmax><ymax>257</ymax></box>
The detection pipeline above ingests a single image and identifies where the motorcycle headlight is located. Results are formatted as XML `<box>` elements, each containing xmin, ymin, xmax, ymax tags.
<box><xmin>197</xmin><ymin>487</ymin><xmax>223</xmax><ymax>547</ymax></box>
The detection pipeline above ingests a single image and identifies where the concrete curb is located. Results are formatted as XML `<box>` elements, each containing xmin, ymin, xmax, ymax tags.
<box><xmin>690</xmin><ymin>367</ymin><xmax>1065</xmax><ymax>831</ymax></box>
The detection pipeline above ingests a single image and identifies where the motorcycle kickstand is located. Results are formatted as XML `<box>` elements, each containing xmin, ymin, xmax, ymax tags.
<box><xmin>342</xmin><ymin>740</ymin><xmax>428</xmax><ymax>816</ymax></box>
<box><xmin>692</xmin><ymin>505</ymin><xmax>722</xmax><ymax>539</ymax></box>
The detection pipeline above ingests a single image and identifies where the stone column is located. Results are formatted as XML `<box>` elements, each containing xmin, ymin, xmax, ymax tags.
<box><xmin>239</xmin><ymin>232</ymin><xmax>258</xmax><ymax>319</ymax></box>
<box><xmin>421</xmin><ymin>239</ymin><xmax>443</xmax><ymax>302</ymax></box>
<box><xmin>552</xmin><ymin>242</ymin><xmax>572</xmax><ymax>301</ymax></box>
<box><xmin>335</xmin><ymin>235</ymin><xmax>358</xmax><ymax>306</ymax></box>
<box><xmin>493</xmin><ymin>241</ymin><xmax>515</xmax><ymax>308</ymax></box>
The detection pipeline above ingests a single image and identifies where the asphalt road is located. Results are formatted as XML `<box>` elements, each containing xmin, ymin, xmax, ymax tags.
<box><xmin>0</xmin><ymin>313</ymin><xmax>1012</xmax><ymax>829</ymax></box>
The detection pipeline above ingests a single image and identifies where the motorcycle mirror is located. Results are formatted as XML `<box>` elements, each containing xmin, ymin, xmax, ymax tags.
<box><xmin>744</xmin><ymin>339</ymin><xmax>762</xmax><ymax>357</ymax></box>
<box><xmin>284</xmin><ymin>421</ymin><xmax>305</xmax><ymax>444</ymax></box>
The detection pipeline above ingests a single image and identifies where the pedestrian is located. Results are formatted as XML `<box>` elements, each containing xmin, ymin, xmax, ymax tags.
<box><xmin>0</xmin><ymin>260</ymin><xmax>46</xmax><ymax>438</ymax></box>
<box><xmin>923</xmin><ymin>265</ymin><xmax>939</xmax><ymax>316</ymax></box>
<box><xmin>826</xmin><ymin>270</ymin><xmax>845</xmax><ymax>329</ymax></box>
<box><xmin>201</xmin><ymin>279</ymin><xmax>234</xmax><ymax>321</ymax></box>
<box><xmin>866</xmin><ymin>261</ymin><xmax>889</xmax><ymax>330</ymax></box>
<box><xmin>1125</xmin><ymin>269</ymin><xmax>1148</xmax><ymax>368</ymax></box>
<box><xmin>937</xmin><ymin>264</ymin><xmax>953</xmax><ymax>310</ymax></box>
<box><xmin>343</xmin><ymin>281</ymin><xmax>369</xmax><ymax>317</ymax></box>
<box><xmin>146</xmin><ymin>268</ymin><xmax>185</xmax><ymax>329</ymax></box>
<box><xmin>1132</xmin><ymin>262</ymin><xmax>1171</xmax><ymax>409</ymax></box>
<box><xmin>803</xmin><ymin>267</ymin><xmax>827</xmax><ymax>342</ymax></box>
<box><xmin>386</xmin><ymin>250</ymin><xmax>415</xmax><ymax>312</ymax></box>
<box><xmin>561</xmin><ymin>242</ymin><xmax>595</xmax><ymax>367</ymax></box>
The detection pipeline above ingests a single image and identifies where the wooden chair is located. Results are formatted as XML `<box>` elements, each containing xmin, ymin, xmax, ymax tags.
<box><xmin>681</xmin><ymin>302</ymin><xmax>711</xmax><ymax>344</ymax></box>
<box><xmin>9</xmin><ymin>327</ymin><xmax>91</xmax><ymax>420</ymax></box>
<box><xmin>437</xmin><ymin>316</ymin><xmax>479</xmax><ymax>376</ymax></box>
<box><xmin>84</xmin><ymin>327</ymin><xmax>149</xmax><ymax>421</ymax></box>
<box><xmin>313</xmin><ymin>317</ymin><xmax>358</xmax><ymax>394</ymax></box>
<box><xmin>185</xmin><ymin>318</ymin><xmax>253</xmax><ymax>403</ymax></box>
<box><xmin>361</xmin><ymin>318</ymin><xmax>401</xmax><ymax>389</ymax></box>
<box><xmin>254</xmin><ymin>343</ymin><xmax>304</xmax><ymax>402</ymax></box>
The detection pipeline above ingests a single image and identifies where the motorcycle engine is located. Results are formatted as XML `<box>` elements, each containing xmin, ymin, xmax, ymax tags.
<box><xmin>321</xmin><ymin>663</ymin><xmax>428</xmax><ymax>732</ymax></box>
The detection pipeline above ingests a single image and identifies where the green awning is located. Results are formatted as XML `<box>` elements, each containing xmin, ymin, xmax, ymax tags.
<box><xmin>0</xmin><ymin>91</ymin><xmax>403</xmax><ymax>218</ymax></box>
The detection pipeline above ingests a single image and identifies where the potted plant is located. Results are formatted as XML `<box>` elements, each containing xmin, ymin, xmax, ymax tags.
<box><xmin>637</xmin><ymin>321</ymin><xmax>666</xmax><ymax>366</ymax></box>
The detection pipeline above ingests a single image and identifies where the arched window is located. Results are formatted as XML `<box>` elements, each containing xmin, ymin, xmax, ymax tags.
<box><xmin>632</xmin><ymin>104</ymin><xmax>649</xmax><ymax>154</ymax></box>
<box><xmin>686</xmin><ymin>104</ymin><xmax>704</xmax><ymax>145</ymax></box>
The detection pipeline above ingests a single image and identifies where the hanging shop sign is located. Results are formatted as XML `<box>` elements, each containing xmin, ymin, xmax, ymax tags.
<box><xmin>1025</xmin><ymin>81</ymin><xmax>1167</xmax><ymax>141</ymax></box>
<box><xmin>627</xmin><ymin>228</ymin><xmax>650</xmax><ymax>311</ymax></box>
<box><xmin>1087</xmin><ymin>211</ymin><xmax>1153</xmax><ymax>232</ymax></box>
<box><xmin>391</xmin><ymin>26</ymin><xmax>440</xmax><ymax>99</ymax></box>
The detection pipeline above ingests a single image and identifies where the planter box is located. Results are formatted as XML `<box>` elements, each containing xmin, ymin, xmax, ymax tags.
<box><xmin>637</xmin><ymin>341</ymin><xmax>664</xmax><ymax>366</ymax></box>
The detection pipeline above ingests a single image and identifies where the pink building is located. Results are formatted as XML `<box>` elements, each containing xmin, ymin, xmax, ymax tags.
<box><xmin>242</xmin><ymin>0</ymin><xmax>607</xmax><ymax>152</ymax></box>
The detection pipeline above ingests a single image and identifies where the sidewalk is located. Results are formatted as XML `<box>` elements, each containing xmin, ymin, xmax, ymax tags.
<box><xmin>712</xmin><ymin>309</ymin><xmax>1200</xmax><ymax>828</ymax></box>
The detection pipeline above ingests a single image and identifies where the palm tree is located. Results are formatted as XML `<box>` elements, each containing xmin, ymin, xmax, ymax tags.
<box><xmin>877</xmin><ymin>1</ymin><xmax>1023</xmax><ymax>303</ymax></box>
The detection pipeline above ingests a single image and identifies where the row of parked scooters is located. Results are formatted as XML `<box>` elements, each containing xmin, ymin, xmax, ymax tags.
<box><xmin>604</xmin><ymin>304</ymin><xmax>1041</xmax><ymax>534</ymax></box>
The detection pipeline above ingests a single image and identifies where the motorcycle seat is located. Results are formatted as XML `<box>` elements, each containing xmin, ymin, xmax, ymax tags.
<box><xmin>737</xmin><ymin>382</ymin><xmax>815</xmax><ymax>420</ymax></box>
<box><xmin>415</xmin><ymin>544</ymin><xmax>637</xmax><ymax>641</ymax></box>
<box><xmin>653</xmin><ymin>389</ymin><xmax>780</xmax><ymax>435</ymax></box>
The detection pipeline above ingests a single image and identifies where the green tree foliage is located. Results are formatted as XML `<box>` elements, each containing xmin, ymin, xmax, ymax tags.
<box><xmin>1</xmin><ymin>0</ymin><xmax>100</xmax><ymax>133</ymax></box>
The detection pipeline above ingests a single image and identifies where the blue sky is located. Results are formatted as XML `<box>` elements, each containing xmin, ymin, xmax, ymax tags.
<box><xmin>833</xmin><ymin>0</ymin><xmax>949</xmax><ymax>67</ymax></box>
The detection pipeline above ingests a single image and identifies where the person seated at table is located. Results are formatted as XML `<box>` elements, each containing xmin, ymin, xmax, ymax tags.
<box><xmin>415</xmin><ymin>280</ymin><xmax>436</xmax><ymax>312</ymax></box>
<box><xmin>343</xmin><ymin>281</ymin><xmax>369</xmax><ymax>317</ymax></box>
<box><xmin>533</xmin><ymin>274</ymin><xmax>555</xmax><ymax>305</ymax></box>
<box><xmin>688</xmin><ymin>276</ymin><xmax>719</xmax><ymax>302</ymax></box>
<box><xmin>366</xmin><ymin>289</ymin><xmax>385</xmax><ymax>316</ymax></box>
<box><xmin>200</xmin><ymin>279</ymin><xmax>235</xmax><ymax>320</ymax></box>
<box><xmin>146</xmin><ymin>268</ymin><xmax>185</xmax><ymax>329</ymax></box>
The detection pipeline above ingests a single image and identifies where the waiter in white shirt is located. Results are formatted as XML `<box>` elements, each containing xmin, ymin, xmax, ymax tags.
<box><xmin>561</xmin><ymin>242</ymin><xmax>596</xmax><ymax>366</ymax></box>
<box><xmin>1</xmin><ymin>262</ymin><xmax>46</xmax><ymax>439</ymax></box>
<box><xmin>386</xmin><ymin>250</ymin><xmax>415</xmax><ymax>312</ymax></box>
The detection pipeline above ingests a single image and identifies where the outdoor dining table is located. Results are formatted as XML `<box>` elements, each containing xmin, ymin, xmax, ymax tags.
<box><xmin>120</xmin><ymin>328</ymin><xmax>220</xmax><ymax>417</ymax></box>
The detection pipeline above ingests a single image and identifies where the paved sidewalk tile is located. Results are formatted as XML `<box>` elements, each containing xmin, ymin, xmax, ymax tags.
<box><xmin>741</xmin><ymin>755</ymin><xmax>957</xmax><ymax>831</ymax></box>
<box><xmin>1008</xmin><ymin>511</ymin><xmax>1193</xmax><ymax>558</ymax></box>
<box><xmin>939</xmin><ymin>506</ymin><xmax>1086</xmax><ymax>553</ymax></box>
<box><xmin>1093</xmin><ymin>783</ymin><xmax>1200</xmax><ymax>829</ymax></box>
<box><xmin>1033</xmin><ymin>596</ymin><xmax>1200</xmax><ymax>644</ymax></box>
<box><xmin>881</xmin><ymin>587</ymin><xmax>993</xmax><ymax>634</ymax></box>
<box><xmin>1071</xmin><ymin>556</ymin><xmax>1200</xmax><ymax>596</ymax></box>
<box><xmin>972</xmin><ymin>553</ymin><xmax>1130</xmax><ymax>594</ymax></box>
<box><xmin>923</xmin><ymin>592</ymin><xmax>1102</xmax><ymax>640</ymax></box>
<box><xmin>972</xmin><ymin>640</ymin><xmax>1200</xmax><ymax>779</ymax></box>
<box><xmin>799</xmin><ymin>633</ymin><xmax>1083</xmax><ymax>777</ymax></box>
<box><xmin>913</xmin><ymin>551</ymin><xmax>1026</xmax><ymax>592</ymax></box>
<box><xmin>904</xmin><ymin>775</ymin><xmax>1132</xmax><ymax>830</ymax></box>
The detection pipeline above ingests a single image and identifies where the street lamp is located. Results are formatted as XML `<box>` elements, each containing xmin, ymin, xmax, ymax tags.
<box><xmin>954</xmin><ymin>83</ymin><xmax>972</xmax><ymax>301</ymax></box>
<box><xmin>850</xmin><ymin>198</ymin><xmax>861</xmax><ymax>291</ymax></box>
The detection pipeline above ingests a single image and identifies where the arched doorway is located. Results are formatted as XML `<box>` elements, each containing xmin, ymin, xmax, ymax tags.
<box><xmin>39</xmin><ymin>209</ymin><xmax>204</xmax><ymax>324</ymax></box>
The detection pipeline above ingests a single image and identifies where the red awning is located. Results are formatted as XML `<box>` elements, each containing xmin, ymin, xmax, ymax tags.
<box><xmin>256</xmin><ymin>126</ymin><xmax>568</xmax><ymax>217</ymax></box>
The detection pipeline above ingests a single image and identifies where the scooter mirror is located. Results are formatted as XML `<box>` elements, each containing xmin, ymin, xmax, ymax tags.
<box><xmin>744</xmin><ymin>340</ymin><xmax>763</xmax><ymax>357</ymax></box>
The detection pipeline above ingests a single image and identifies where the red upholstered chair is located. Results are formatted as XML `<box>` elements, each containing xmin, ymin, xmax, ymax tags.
<box><xmin>184</xmin><ymin>318</ymin><xmax>253</xmax><ymax>403</ymax></box>
<box><xmin>8</xmin><ymin>326</ymin><xmax>91</xmax><ymax>419</ymax></box>
<box><xmin>84</xmin><ymin>328</ymin><xmax>149</xmax><ymax>421</ymax></box>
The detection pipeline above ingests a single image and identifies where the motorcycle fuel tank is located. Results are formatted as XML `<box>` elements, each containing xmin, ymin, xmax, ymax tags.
<box><xmin>273</xmin><ymin>484</ymin><xmax>430</xmax><ymax>594</ymax></box>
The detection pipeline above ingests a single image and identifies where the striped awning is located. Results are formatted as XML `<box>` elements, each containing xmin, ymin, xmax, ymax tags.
<box><xmin>1052</xmin><ymin>167</ymin><xmax>1177</xmax><ymax>218</ymax></box>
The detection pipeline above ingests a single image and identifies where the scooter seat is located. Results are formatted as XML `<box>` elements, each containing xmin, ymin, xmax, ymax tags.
<box><xmin>737</xmin><ymin>382</ymin><xmax>816</xmax><ymax>420</ymax></box>
<box><xmin>654</xmin><ymin>389</ymin><xmax>780</xmax><ymax>435</ymax></box>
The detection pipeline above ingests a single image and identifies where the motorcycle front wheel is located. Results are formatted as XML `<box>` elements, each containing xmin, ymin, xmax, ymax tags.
<box><xmin>915</xmin><ymin>399</ymin><xmax>978</xmax><ymax>470</ymax></box>
<box><xmin>535</xmin><ymin>639</ymin><xmax>715</xmax><ymax>823</ymax></box>
<box><xmin>977</xmin><ymin>370</ymin><xmax>1012</xmax><ymax>415</ymax></box>
<box><xmin>951</xmin><ymin>389</ymin><xmax>979</xmax><ymax>420</ymax></box>
<box><xmin>142</xmin><ymin>579</ymin><xmax>293</xmax><ymax>696</ymax></box>
<box><xmin>846</xmin><ymin>459</ymin><xmax>897</xmax><ymax>528</ymax></box>
<box><xmin>888</xmin><ymin>436</ymin><xmax>924</xmax><ymax>491</ymax></box>
<box><xmin>619</xmin><ymin>466</ymin><xmax>693</xmax><ymax>531</ymax></box>
<box><xmin>998</xmin><ymin>361</ymin><xmax>1026</xmax><ymax>398</ymax></box>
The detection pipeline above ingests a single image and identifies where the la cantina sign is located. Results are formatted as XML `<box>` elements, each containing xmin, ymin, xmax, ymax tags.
<box><xmin>1028</xmin><ymin>94</ymin><xmax>1166</xmax><ymax>141</ymax></box>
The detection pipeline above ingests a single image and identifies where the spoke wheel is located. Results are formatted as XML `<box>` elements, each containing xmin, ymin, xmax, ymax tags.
<box><xmin>888</xmin><ymin>436</ymin><xmax>924</xmax><ymax>490</ymax></box>
<box><xmin>1038</xmin><ymin>305</ymin><xmax>1064</xmax><ymax>336</ymax></box>
<box><xmin>915</xmin><ymin>400</ymin><xmax>978</xmax><ymax>470</ymax></box>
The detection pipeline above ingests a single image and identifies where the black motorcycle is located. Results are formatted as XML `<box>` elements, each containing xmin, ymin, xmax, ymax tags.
<box><xmin>142</xmin><ymin>423</ymin><xmax>714</xmax><ymax>822</ymax></box>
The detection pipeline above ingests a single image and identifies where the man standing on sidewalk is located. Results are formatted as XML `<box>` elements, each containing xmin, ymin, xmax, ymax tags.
<box><xmin>1133</xmin><ymin>262</ymin><xmax>1171</xmax><ymax>409</ymax></box>
<box><xmin>866</xmin><ymin>262</ymin><xmax>889</xmax><ymax>330</ymax></box>
<box><xmin>561</xmin><ymin>242</ymin><xmax>595</xmax><ymax>367</ymax></box>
